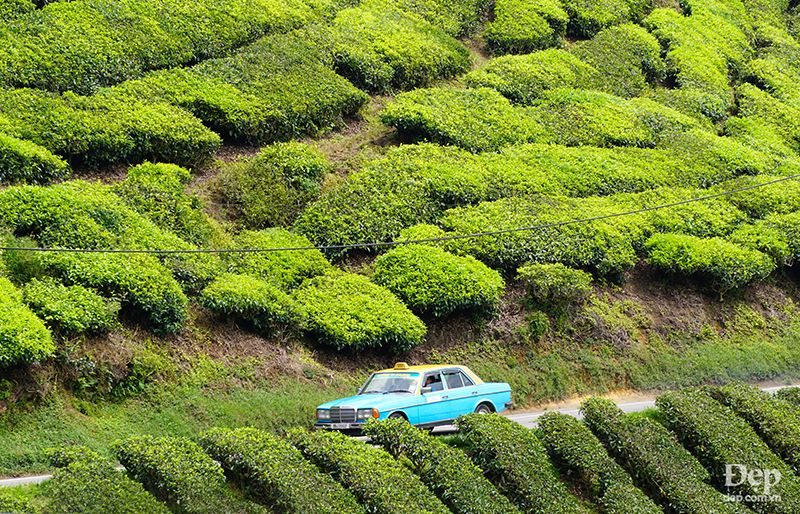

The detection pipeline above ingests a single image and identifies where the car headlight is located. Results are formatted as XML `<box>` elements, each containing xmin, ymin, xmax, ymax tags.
<box><xmin>317</xmin><ymin>409</ymin><xmax>330</xmax><ymax>420</ymax></box>
<box><xmin>357</xmin><ymin>408</ymin><xmax>379</xmax><ymax>420</ymax></box>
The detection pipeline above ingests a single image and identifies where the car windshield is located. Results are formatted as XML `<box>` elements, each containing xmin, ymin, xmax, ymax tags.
<box><xmin>360</xmin><ymin>373</ymin><xmax>418</xmax><ymax>394</ymax></box>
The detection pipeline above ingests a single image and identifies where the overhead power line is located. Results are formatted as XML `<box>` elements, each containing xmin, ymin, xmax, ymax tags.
<box><xmin>0</xmin><ymin>173</ymin><xmax>797</xmax><ymax>255</ymax></box>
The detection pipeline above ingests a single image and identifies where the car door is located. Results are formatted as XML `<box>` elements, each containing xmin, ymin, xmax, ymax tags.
<box><xmin>417</xmin><ymin>371</ymin><xmax>450</xmax><ymax>425</ymax></box>
<box><xmin>442</xmin><ymin>369</ymin><xmax>475</xmax><ymax>418</ymax></box>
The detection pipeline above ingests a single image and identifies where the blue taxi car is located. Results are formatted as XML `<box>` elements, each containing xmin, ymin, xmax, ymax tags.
<box><xmin>315</xmin><ymin>362</ymin><xmax>512</xmax><ymax>431</ymax></box>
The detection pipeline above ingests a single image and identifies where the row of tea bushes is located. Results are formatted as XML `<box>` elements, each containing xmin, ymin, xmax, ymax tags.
<box><xmin>0</xmin><ymin>133</ymin><xmax>70</xmax><ymax>185</ymax></box>
<box><xmin>0</xmin><ymin>276</ymin><xmax>54</xmax><ymax>366</ymax></box>
<box><xmin>483</xmin><ymin>0</ymin><xmax>568</xmax><ymax>55</ymax></box>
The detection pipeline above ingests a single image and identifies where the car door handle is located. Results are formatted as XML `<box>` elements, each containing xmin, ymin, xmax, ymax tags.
<box><xmin>441</xmin><ymin>396</ymin><xmax>448</xmax><ymax>399</ymax></box>
<box><xmin>472</xmin><ymin>391</ymin><xmax>478</xmax><ymax>395</ymax></box>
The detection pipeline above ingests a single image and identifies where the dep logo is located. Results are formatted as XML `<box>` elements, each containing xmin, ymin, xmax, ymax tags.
<box><xmin>724</xmin><ymin>464</ymin><xmax>782</xmax><ymax>502</ymax></box>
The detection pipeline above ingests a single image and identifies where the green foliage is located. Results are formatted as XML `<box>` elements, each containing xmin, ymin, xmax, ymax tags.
<box><xmin>22</xmin><ymin>278</ymin><xmax>118</xmax><ymax>336</ymax></box>
<box><xmin>516</xmin><ymin>263</ymin><xmax>593</xmax><ymax>305</ymax></box>
<box><xmin>570</xmin><ymin>23</ymin><xmax>665</xmax><ymax>98</ymax></box>
<box><xmin>326</xmin><ymin>2</ymin><xmax>471</xmax><ymax>92</ymax></box>
<box><xmin>199</xmin><ymin>427</ymin><xmax>364</xmax><ymax>514</ymax></box>
<box><xmin>736</xmin><ymin>84</ymin><xmax>800</xmax><ymax>152</ymax></box>
<box><xmin>564</xmin><ymin>0</ymin><xmax>643</xmax><ymax>37</ymax></box>
<box><xmin>114</xmin><ymin>163</ymin><xmax>214</xmax><ymax>247</ymax></box>
<box><xmin>113</xmin><ymin>435</ymin><xmax>262</xmax><ymax>514</ymax></box>
<box><xmin>0</xmin><ymin>88</ymin><xmax>221</xmax><ymax>168</ymax></box>
<box><xmin>538</xmin><ymin>412</ymin><xmax>662</xmax><ymax>512</ymax></box>
<box><xmin>40</xmin><ymin>447</ymin><xmax>169</xmax><ymax>514</ymax></box>
<box><xmin>0</xmin><ymin>0</ymin><xmax>33</xmax><ymax>21</ymax></box>
<box><xmin>657</xmin><ymin>389</ymin><xmax>800</xmax><ymax>513</ymax></box>
<box><xmin>0</xmin><ymin>134</ymin><xmax>70</xmax><ymax>185</ymax></box>
<box><xmin>290</xmin><ymin>429</ymin><xmax>450</xmax><ymax>514</ymax></box>
<box><xmin>709</xmin><ymin>383</ymin><xmax>800</xmax><ymax>473</ymax></box>
<box><xmin>775</xmin><ymin>387</ymin><xmax>800</xmax><ymax>408</ymax></box>
<box><xmin>216</xmin><ymin>142</ymin><xmax>332</xmax><ymax>229</ymax></box>
<box><xmin>581</xmin><ymin>397</ymin><xmax>746</xmax><ymax>513</ymax></box>
<box><xmin>483</xmin><ymin>0</ymin><xmax>569</xmax><ymax>54</ymax></box>
<box><xmin>456</xmin><ymin>413</ymin><xmax>589</xmax><ymax>513</ymax></box>
<box><xmin>112</xmin><ymin>32</ymin><xmax>367</xmax><ymax>145</ymax></box>
<box><xmin>363</xmin><ymin>418</ymin><xmax>521</xmax><ymax>514</ymax></box>
<box><xmin>223</xmin><ymin>229</ymin><xmax>332</xmax><ymax>290</ymax></box>
<box><xmin>0</xmin><ymin>277</ymin><xmax>55</xmax><ymax>367</ymax></box>
<box><xmin>645</xmin><ymin>233</ymin><xmax>775</xmax><ymax>292</ymax></box>
<box><xmin>465</xmin><ymin>49</ymin><xmax>599</xmax><ymax>104</ymax></box>
<box><xmin>373</xmin><ymin>244</ymin><xmax>505</xmax><ymax>317</ymax></box>
<box><xmin>0</xmin><ymin>0</ymin><xmax>333</xmax><ymax>94</ymax></box>
<box><xmin>291</xmin><ymin>272</ymin><xmax>426</xmax><ymax>352</ymax></box>
<box><xmin>200</xmin><ymin>273</ymin><xmax>297</xmax><ymax>329</ymax></box>
<box><xmin>374</xmin><ymin>0</ymin><xmax>489</xmax><ymax>36</ymax></box>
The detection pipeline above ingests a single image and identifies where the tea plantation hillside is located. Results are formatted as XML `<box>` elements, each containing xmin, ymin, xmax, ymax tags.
<box><xmin>2</xmin><ymin>0</ymin><xmax>800</xmax><ymax>491</ymax></box>
<box><xmin>4</xmin><ymin>384</ymin><xmax>800</xmax><ymax>513</ymax></box>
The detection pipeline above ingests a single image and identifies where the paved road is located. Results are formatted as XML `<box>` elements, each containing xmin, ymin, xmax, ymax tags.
<box><xmin>1</xmin><ymin>384</ymin><xmax>797</xmax><ymax>489</ymax></box>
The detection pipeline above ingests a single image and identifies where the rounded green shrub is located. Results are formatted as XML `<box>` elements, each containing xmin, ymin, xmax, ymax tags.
<box><xmin>483</xmin><ymin>0</ymin><xmax>568</xmax><ymax>54</ymax></box>
<box><xmin>292</xmin><ymin>272</ymin><xmax>426</xmax><ymax>352</ymax></box>
<box><xmin>0</xmin><ymin>277</ymin><xmax>54</xmax><ymax>366</ymax></box>
<box><xmin>22</xmin><ymin>278</ymin><xmax>118</xmax><ymax>336</ymax></box>
<box><xmin>564</xmin><ymin>0</ymin><xmax>636</xmax><ymax>37</ymax></box>
<box><xmin>200</xmin><ymin>273</ymin><xmax>297</xmax><ymax>329</ymax></box>
<box><xmin>373</xmin><ymin>244</ymin><xmax>505</xmax><ymax>317</ymax></box>
<box><xmin>776</xmin><ymin>387</ymin><xmax>800</xmax><ymax>408</ymax></box>
<box><xmin>516</xmin><ymin>263</ymin><xmax>592</xmax><ymax>305</ymax></box>
<box><xmin>0</xmin><ymin>133</ymin><xmax>70</xmax><ymax>185</ymax></box>
<box><xmin>216</xmin><ymin>142</ymin><xmax>331</xmax><ymax>229</ymax></box>
<box><xmin>379</xmin><ymin>0</ymin><xmax>490</xmax><ymax>36</ymax></box>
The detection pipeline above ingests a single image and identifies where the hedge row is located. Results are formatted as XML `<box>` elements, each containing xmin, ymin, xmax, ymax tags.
<box><xmin>325</xmin><ymin>1</ymin><xmax>472</xmax><ymax>92</ymax></box>
<box><xmin>0</xmin><ymin>133</ymin><xmax>70</xmax><ymax>185</ymax></box>
<box><xmin>113</xmin><ymin>435</ymin><xmax>263</xmax><ymax>514</ymax></box>
<box><xmin>0</xmin><ymin>0</ymin><xmax>338</xmax><ymax>93</ymax></box>
<box><xmin>111</xmin><ymin>31</ymin><xmax>367</xmax><ymax>145</ymax></box>
<box><xmin>290</xmin><ymin>429</ymin><xmax>450</xmax><ymax>514</ymax></box>
<box><xmin>372</xmin><ymin>244</ymin><xmax>505</xmax><ymax>317</ymax></box>
<box><xmin>581</xmin><ymin>397</ymin><xmax>746</xmax><ymax>513</ymax></box>
<box><xmin>381</xmin><ymin>86</ymin><xmax>703</xmax><ymax>152</ymax></box>
<box><xmin>709</xmin><ymin>384</ymin><xmax>800</xmax><ymax>473</ymax></box>
<box><xmin>456</xmin><ymin>413</ymin><xmax>590</xmax><ymax>513</ymax></box>
<box><xmin>516</xmin><ymin>263</ymin><xmax>593</xmax><ymax>305</ymax></box>
<box><xmin>563</xmin><ymin>0</ymin><xmax>650</xmax><ymax>37</ymax></box>
<box><xmin>537</xmin><ymin>412</ymin><xmax>662</xmax><ymax>513</ymax></box>
<box><xmin>113</xmin><ymin>162</ymin><xmax>215</xmax><ymax>247</ymax></box>
<box><xmin>199</xmin><ymin>427</ymin><xmax>364</xmax><ymax>514</ymax></box>
<box><xmin>657</xmin><ymin>389</ymin><xmax>800</xmax><ymax>513</ymax></box>
<box><xmin>291</xmin><ymin>272</ymin><xmax>426</xmax><ymax>352</ymax></box>
<box><xmin>0</xmin><ymin>88</ymin><xmax>220</xmax><ymax>169</ymax></box>
<box><xmin>734</xmin><ymin>84</ymin><xmax>800</xmax><ymax>154</ymax></box>
<box><xmin>215</xmin><ymin>142</ymin><xmax>332</xmax><ymax>229</ymax></box>
<box><xmin>42</xmin><ymin>447</ymin><xmax>170</xmax><ymax>514</ymax></box>
<box><xmin>0</xmin><ymin>277</ymin><xmax>54</xmax><ymax>367</ymax></box>
<box><xmin>200</xmin><ymin>273</ymin><xmax>297</xmax><ymax>330</ymax></box>
<box><xmin>363</xmin><ymin>418</ymin><xmax>521</xmax><ymax>514</ymax></box>
<box><xmin>0</xmin><ymin>0</ymin><xmax>33</xmax><ymax>21</ymax></box>
<box><xmin>645</xmin><ymin>233</ymin><xmax>775</xmax><ymax>292</ymax></box>
<box><xmin>223</xmin><ymin>229</ymin><xmax>332</xmax><ymax>290</ymax></box>
<box><xmin>483</xmin><ymin>0</ymin><xmax>568</xmax><ymax>55</ymax></box>
<box><xmin>775</xmin><ymin>387</ymin><xmax>800</xmax><ymax>408</ymax></box>
<box><xmin>371</xmin><ymin>0</ymin><xmax>489</xmax><ymax>36</ymax></box>
<box><xmin>22</xmin><ymin>278</ymin><xmax>118</xmax><ymax>336</ymax></box>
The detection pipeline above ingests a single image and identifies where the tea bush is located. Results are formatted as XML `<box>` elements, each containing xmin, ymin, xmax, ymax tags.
<box><xmin>709</xmin><ymin>384</ymin><xmax>800</xmax><ymax>473</ymax></box>
<box><xmin>581</xmin><ymin>397</ymin><xmax>746</xmax><ymax>513</ymax></box>
<box><xmin>736</xmin><ymin>84</ymin><xmax>800</xmax><ymax>152</ymax></box>
<box><xmin>0</xmin><ymin>0</ymin><xmax>33</xmax><ymax>20</ymax></box>
<box><xmin>371</xmin><ymin>0</ymin><xmax>489</xmax><ymax>36</ymax></box>
<box><xmin>483</xmin><ymin>0</ymin><xmax>568</xmax><ymax>54</ymax></box>
<box><xmin>372</xmin><ymin>244</ymin><xmax>505</xmax><ymax>317</ymax></box>
<box><xmin>645</xmin><ymin>233</ymin><xmax>775</xmax><ymax>292</ymax></box>
<box><xmin>113</xmin><ymin>435</ymin><xmax>262</xmax><ymax>514</ymax></box>
<box><xmin>41</xmin><ymin>446</ymin><xmax>169</xmax><ymax>514</ymax></box>
<box><xmin>291</xmin><ymin>272</ymin><xmax>426</xmax><ymax>352</ymax></box>
<box><xmin>570</xmin><ymin>23</ymin><xmax>665</xmax><ymax>98</ymax></box>
<box><xmin>223</xmin><ymin>229</ymin><xmax>332</xmax><ymax>290</ymax></box>
<box><xmin>199</xmin><ymin>427</ymin><xmax>363</xmax><ymax>514</ymax></box>
<box><xmin>718</xmin><ymin>174</ymin><xmax>800</xmax><ymax>219</ymax></box>
<box><xmin>538</xmin><ymin>412</ymin><xmax>662</xmax><ymax>513</ymax></box>
<box><xmin>657</xmin><ymin>389</ymin><xmax>800</xmax><ymax>513</ymax></box>
<box><xmin>465</xmin><ymin>50</ymin><xmax>599</xmax><ymax>104</ymax></box>
<box><xmin>0</xmin><ymin>88</ymin><xmax>221</xmax><ymax>168</ymax></box>
<box><xmin>776</xmin><ymin>387</ymin><xmax>800</xmax><ymax>408</ymax></box>
<box><xmin>200</xmin><ymin>273</ymin><xmax>297</xmax><ymax>329</ymax></box>
<box><xmin>456</xmin><ymin>413</ymin><xmax>590</xmax><ymax>513</ymax></box>
<box><xmin>22</xmin><ymin>278</ymin><xmax>118</xmax><ymax>336</ymax></box>
<box><xmin>0</xmin><ymin>277</ymin><xmax>55</xmax><ymax>366</ymax></box>
<box><xmin>363</xmin><ymin>418</ymin><xmax>521</xmax><ymax>514</ymax></box>
<box><xmin>216</xmin><ymin>142</ymin><xmax>332</xmax><ymax>229</ymax></box>
<box><xmin>0</xmin><ymin>134</ymin><xmax>70</xmax><ymax>185</ymax></box>
<box><xmin>326</xmin><ymin>2</ymin><xmax>471</xmax><ymax>92</ymax></box>
<box><xmin>114</xmin><ymin>163</ymin><xmax>215</xmax><ymax>247</ymax></box>
<box><xmin>564</xmin><ymin>0</ymin><xmax>641</xmax><ymax>37</ymax></box>
<box><xmin>290</xmin><ymin>429</ymin><xmax>450</xmax><ymax>514</ymax></box>
<box><xmin>516</xmin><ymin>263</ymin><xmax>593</xmax><ymax>305</ymax></box>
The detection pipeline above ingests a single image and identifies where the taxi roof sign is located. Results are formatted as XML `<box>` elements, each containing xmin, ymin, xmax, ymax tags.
<box><xmin>394</xmin><ymin>362</ymin><xmax>410</xmax><ymax>370</ymax></box>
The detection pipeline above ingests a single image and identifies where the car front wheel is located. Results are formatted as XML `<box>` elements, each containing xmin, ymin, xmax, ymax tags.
<box><xmin>475</xmin><ymin>403</ymin><xmax>492</xmax><ymax>414</ymax></box>
<box><xmin>388</xmin><ymin>412</ymin><xmax>407</xmax><ymax>421</ymax></box>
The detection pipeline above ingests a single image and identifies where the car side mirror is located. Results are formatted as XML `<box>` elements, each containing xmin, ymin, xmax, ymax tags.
<box><xmin>421</xmin><ymin>386</ymin><xmax>432</xmax><ymax>394</ymax></box>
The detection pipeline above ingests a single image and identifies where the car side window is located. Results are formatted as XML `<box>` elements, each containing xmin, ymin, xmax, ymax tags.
<box><xmin>444</xmin><ymin>371</ymin><xmax>464</xmax><ymax>389</ymax></box>
<box><xmin>423</xmin><ymin>373</ymin><xmax>444</xmax><ymax>392</ymax></box>
<box><xmin>459</xmin><ymin>371</ymin><xmax>475</xmax><ymax>387</ymax></box>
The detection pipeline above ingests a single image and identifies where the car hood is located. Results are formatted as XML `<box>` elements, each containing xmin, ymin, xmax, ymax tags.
<box><xmin>317</xmin><ymin>393</ymin><xmax>416</xmax><ymax>410</ymax></box>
